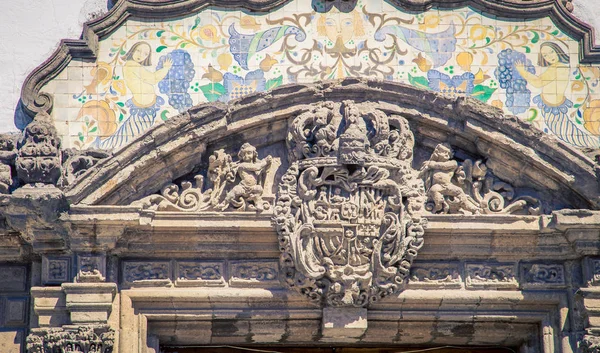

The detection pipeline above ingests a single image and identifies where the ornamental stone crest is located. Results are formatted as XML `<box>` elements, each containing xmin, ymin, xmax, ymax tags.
<box><xmin>274</xmin><ymin>101</ymin><xmax>426</xmax><ymax>307</ymax></box>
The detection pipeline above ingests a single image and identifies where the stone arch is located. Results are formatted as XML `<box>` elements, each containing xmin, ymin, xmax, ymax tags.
<box><xmin>65</xmin><ymin>79</ymin><xmax>599</xmax><ymax>212</ymax></box>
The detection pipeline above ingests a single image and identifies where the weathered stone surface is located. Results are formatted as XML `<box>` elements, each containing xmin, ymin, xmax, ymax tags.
<box><xmin>0</xmin><ymin>330</ymin><xmax>23</xmax><ymax>353</ymax></box>
<box><xmin>322</xmin><ymin>307</ymin><xmax>367</xmax><ymax>339</ymax></box>
<box><xmin>26</xmin><ymin>325</ymin><xmax>114</xmax><ymax>353</ymax></box>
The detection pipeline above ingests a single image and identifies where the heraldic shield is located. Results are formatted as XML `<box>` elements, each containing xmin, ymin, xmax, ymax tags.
<box><xmin>274</xmin><ymin>101</ymin><xmax>427</xmax><ymax>308</ymax></box>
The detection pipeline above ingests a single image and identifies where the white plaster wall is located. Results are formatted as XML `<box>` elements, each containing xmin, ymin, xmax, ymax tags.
<box><xmin>0</xmin><ymin>0</ymin><xmax>599</xmax><ymax>133</ymax></box>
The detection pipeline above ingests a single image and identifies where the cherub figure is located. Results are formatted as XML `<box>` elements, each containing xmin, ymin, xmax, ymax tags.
<box><xmin>223</xmin><ymin>143</ymin><xmax>272</xmax><ymax>211</ymax></box>
<box><xmin>419</xmin><ymin>144</ymin><xmax>479</xmax><ymax>214</ymax></box>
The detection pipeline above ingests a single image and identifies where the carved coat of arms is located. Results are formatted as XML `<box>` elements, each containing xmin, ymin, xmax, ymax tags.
<box><xmin>274</xmin><ymin>101</ymin><xmax>426</xmax><ymax>307</ymax></box>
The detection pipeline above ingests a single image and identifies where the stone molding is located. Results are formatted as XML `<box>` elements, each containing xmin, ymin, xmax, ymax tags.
<box><xmin>117</xmin><ymin>288</ymin><xmax>570</xmax><ymax>349</ymax></box>
<box><xmin>18</xmin><ymin>0</ymin><xmax>599</xmax><ymax>121</ymax></box>
<box><xmin>59</xmin><ymin>80</ymin><xmax>597</xmax><ymax>210</ymax></box>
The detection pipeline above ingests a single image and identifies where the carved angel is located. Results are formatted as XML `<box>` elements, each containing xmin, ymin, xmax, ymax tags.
<box><xmin>419</xmin><ymin>143</ymin><xmax>479</xmax><ymax>214</ymax></box>
<box><xmin>420</xmin><ymin>143</ymin><xmax>541</xmax><ymax>215</ymax></box>
<box><xmin>221</xmin><ymin>142</ymin><xmax>272</xmax><ymax>211</ymax></box>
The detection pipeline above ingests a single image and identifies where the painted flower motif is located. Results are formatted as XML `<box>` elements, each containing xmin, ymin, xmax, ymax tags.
<box><xmin>198</xmin><ymin>25</ymin><xmax>219</xmax><ymax>43</ymax></box>
<box><xmin>221</xmin><ymin>70</ymin><xmax>266</xmax><ymax>101</ymax></box>
<box><xmin>469</xmin><ymin>24</ymin><xmax>490</xmax><ymax>41</ymax></box>
<box><xmin>427</xmin><ymin>70</ymin><xmax>475</xmax><ymax>98</ymax></box>
<box><xmin>418</xmin><ymin>13</ymin><xmax>440</xmax><ymax>31</ymax></box>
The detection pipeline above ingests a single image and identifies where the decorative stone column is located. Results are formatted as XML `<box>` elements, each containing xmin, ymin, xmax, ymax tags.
<box><xmin>27</xmin><ymin>254</ymin><xmax>117</xmax><ymax>353</ymax></box>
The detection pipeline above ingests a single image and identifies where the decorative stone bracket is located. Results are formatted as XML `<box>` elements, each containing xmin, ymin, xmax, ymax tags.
<box><xmin>30</xmin><ymin>280</ymin><xmax>116</xmax><ymax>334</ymax></box>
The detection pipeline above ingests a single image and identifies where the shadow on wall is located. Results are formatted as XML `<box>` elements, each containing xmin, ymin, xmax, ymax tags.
<box><xmin>14</xmin><ymin>102</ymin><xmax>31</xmax><ymax>131</ymax></box>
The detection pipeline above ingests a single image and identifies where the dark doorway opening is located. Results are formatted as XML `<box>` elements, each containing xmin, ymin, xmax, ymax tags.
<box><xmin>161</xmin><ymin>346</ymin><xmax>518</xmax><ymax>353</ymax></box>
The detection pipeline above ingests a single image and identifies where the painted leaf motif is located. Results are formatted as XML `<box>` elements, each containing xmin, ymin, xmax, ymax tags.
<box><xmin>265</xmin><ymin>75</ymin><xmax>283</xmax><ymax>91</ymax></box>
<box><xmin>200</xmin><ymin>83</ymin><xmax>226</xmax><ymax>102</ymax></box>
<box><xmin>408</xmin><ymin>74</ymin><xmax>429</xmax><ymax>89</ymax></box>
<box><xmin>471</xmin><ymin>85</ymin><xmax>496</xmax><ymax>103</ymax></box>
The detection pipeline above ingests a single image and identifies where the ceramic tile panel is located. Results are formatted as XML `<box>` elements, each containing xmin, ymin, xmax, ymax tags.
<box><xmin>39</xmin><ymin>0</ymin><xmax>600</xmax><ymax>152</ymax></box>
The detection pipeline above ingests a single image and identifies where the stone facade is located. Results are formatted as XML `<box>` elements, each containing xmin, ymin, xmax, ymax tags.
<box><xmin>5</xmin><ymin>0</ymin><xmax>600</xmax><ymax>352</ymax></box>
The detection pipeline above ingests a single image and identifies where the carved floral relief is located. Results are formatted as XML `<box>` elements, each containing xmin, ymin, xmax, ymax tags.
<box><xmin>274</xmin><ymin>100</ymin><xmax>427</xmax><ymax>307</ymax></box>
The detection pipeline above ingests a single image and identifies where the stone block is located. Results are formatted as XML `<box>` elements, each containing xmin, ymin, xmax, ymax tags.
<box><xmin>76</xmin><ymin>254</ymin><xmax>106</xmax><ymax>282</ymax></box>
<box><xmin>122</xmin><ymin>261</ymin><xmax>171</xmax><ymax>288</ymax></box>
<box><xmin>0</xmin><ymin>266</ymin><xmax>27</xmax><ymax>292</ymax></box>
<box><xmin>465</xmin><ymin>262</ymin><xmax>518</xmax><ymax>290</ymax></box>
<box><xmin>321</xmin><ymin>307</ymin><xmax>367</xmax><ymax>339</ymax></box>
<box><xmin>520</xmin><ymin>262</ymin><xmax>566</xmax><ymax>289</ymax></box>
<box><xmin>175</xmin><ymin>261</ymin><xmax>225</xmax><ymax>287</ymax></box>
<box><xmin>229</xmin><ymin>260</ymin><xmax>281</xmax><ymax>287</ymax></box>
<box><xmin>4</xmin><ymin>297</ymin><xmax>28</xmax><ymax>326</ymax></box>
<box><xmin>62</xmin><ymin>282</ymin><xmax>116</xmax><ymax>325</ymax></box>
<box><xmin>42</xmin><ymin>256</ymin><xmax>72</xmax><ymax>285</ymax></box>
<box><xmin>31</xmin><ymin>287</ymin><xmax>68</xmax><ymax>327</ymax></box>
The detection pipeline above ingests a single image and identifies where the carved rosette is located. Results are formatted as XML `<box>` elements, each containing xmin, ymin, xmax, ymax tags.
<box><xmin>274</xmin><ymin>101</ymin><xmax>426</xmax><ymax>307</ymax></box>
<box><xmin>15</xmin><ymin>112</ymin><xmax>62</xmax><ymax>185</ymax></box>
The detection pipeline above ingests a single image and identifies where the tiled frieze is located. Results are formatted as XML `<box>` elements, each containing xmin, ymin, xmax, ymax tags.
<box><xmin>37</xmin><ymin>0</ymin><xmax>600</xmax><ymax>152</ymax></box>
<box><xmin>116</xmin><ymin>259</ymin><xmax>575</xmax><ymax>290</ymax></box>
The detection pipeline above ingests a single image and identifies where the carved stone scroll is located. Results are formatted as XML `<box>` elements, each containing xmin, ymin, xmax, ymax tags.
<box><xmin>132</xmin><ymin>142</ymin><xmax>275</xmax><ymax>212</ymax></box>
<box><xmin>420</xmin><ymin>143</ymin><xmax>541</xmax><ymax>215</ymax></box>
<box><xmin>274</xmin><ymin>101</ymin><xmax>426</xmax><ymax>308</ymax></box>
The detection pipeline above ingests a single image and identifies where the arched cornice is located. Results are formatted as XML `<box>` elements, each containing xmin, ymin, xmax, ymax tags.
<box><xmin>64</xmin><ymin>79</ymin><xmax>600</xmax><ymax>211</ymax></box>
<box><xmin>19</xmin><ymin>0</ymin><xmax>600</xmax><ymax>119</ymax></box>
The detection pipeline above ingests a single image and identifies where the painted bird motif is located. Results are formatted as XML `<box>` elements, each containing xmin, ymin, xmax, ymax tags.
<box><xmin>375</xmin><ymin>23</ymin><xmax>457</xmax><ymax>68</ymax></box>
<box><xmin>229</xmin><ymin>23</ymin><xmax>306</xmax><ymax>70</ymax></box>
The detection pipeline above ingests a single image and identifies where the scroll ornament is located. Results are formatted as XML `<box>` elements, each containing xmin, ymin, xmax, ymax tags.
<box><xmin>134</xmin><ymin>142</ymin><xmax>275</xmax><ymax>212</ymax></box>
<box><xmin>419</xmin><ymin>143</ymin><xmax>541</xmax><ymax>215</ymax></box>
<box><xmin>274</xmin><ymin>101</ymin><xmax>427</xmax><ymax>307</ymax></box>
